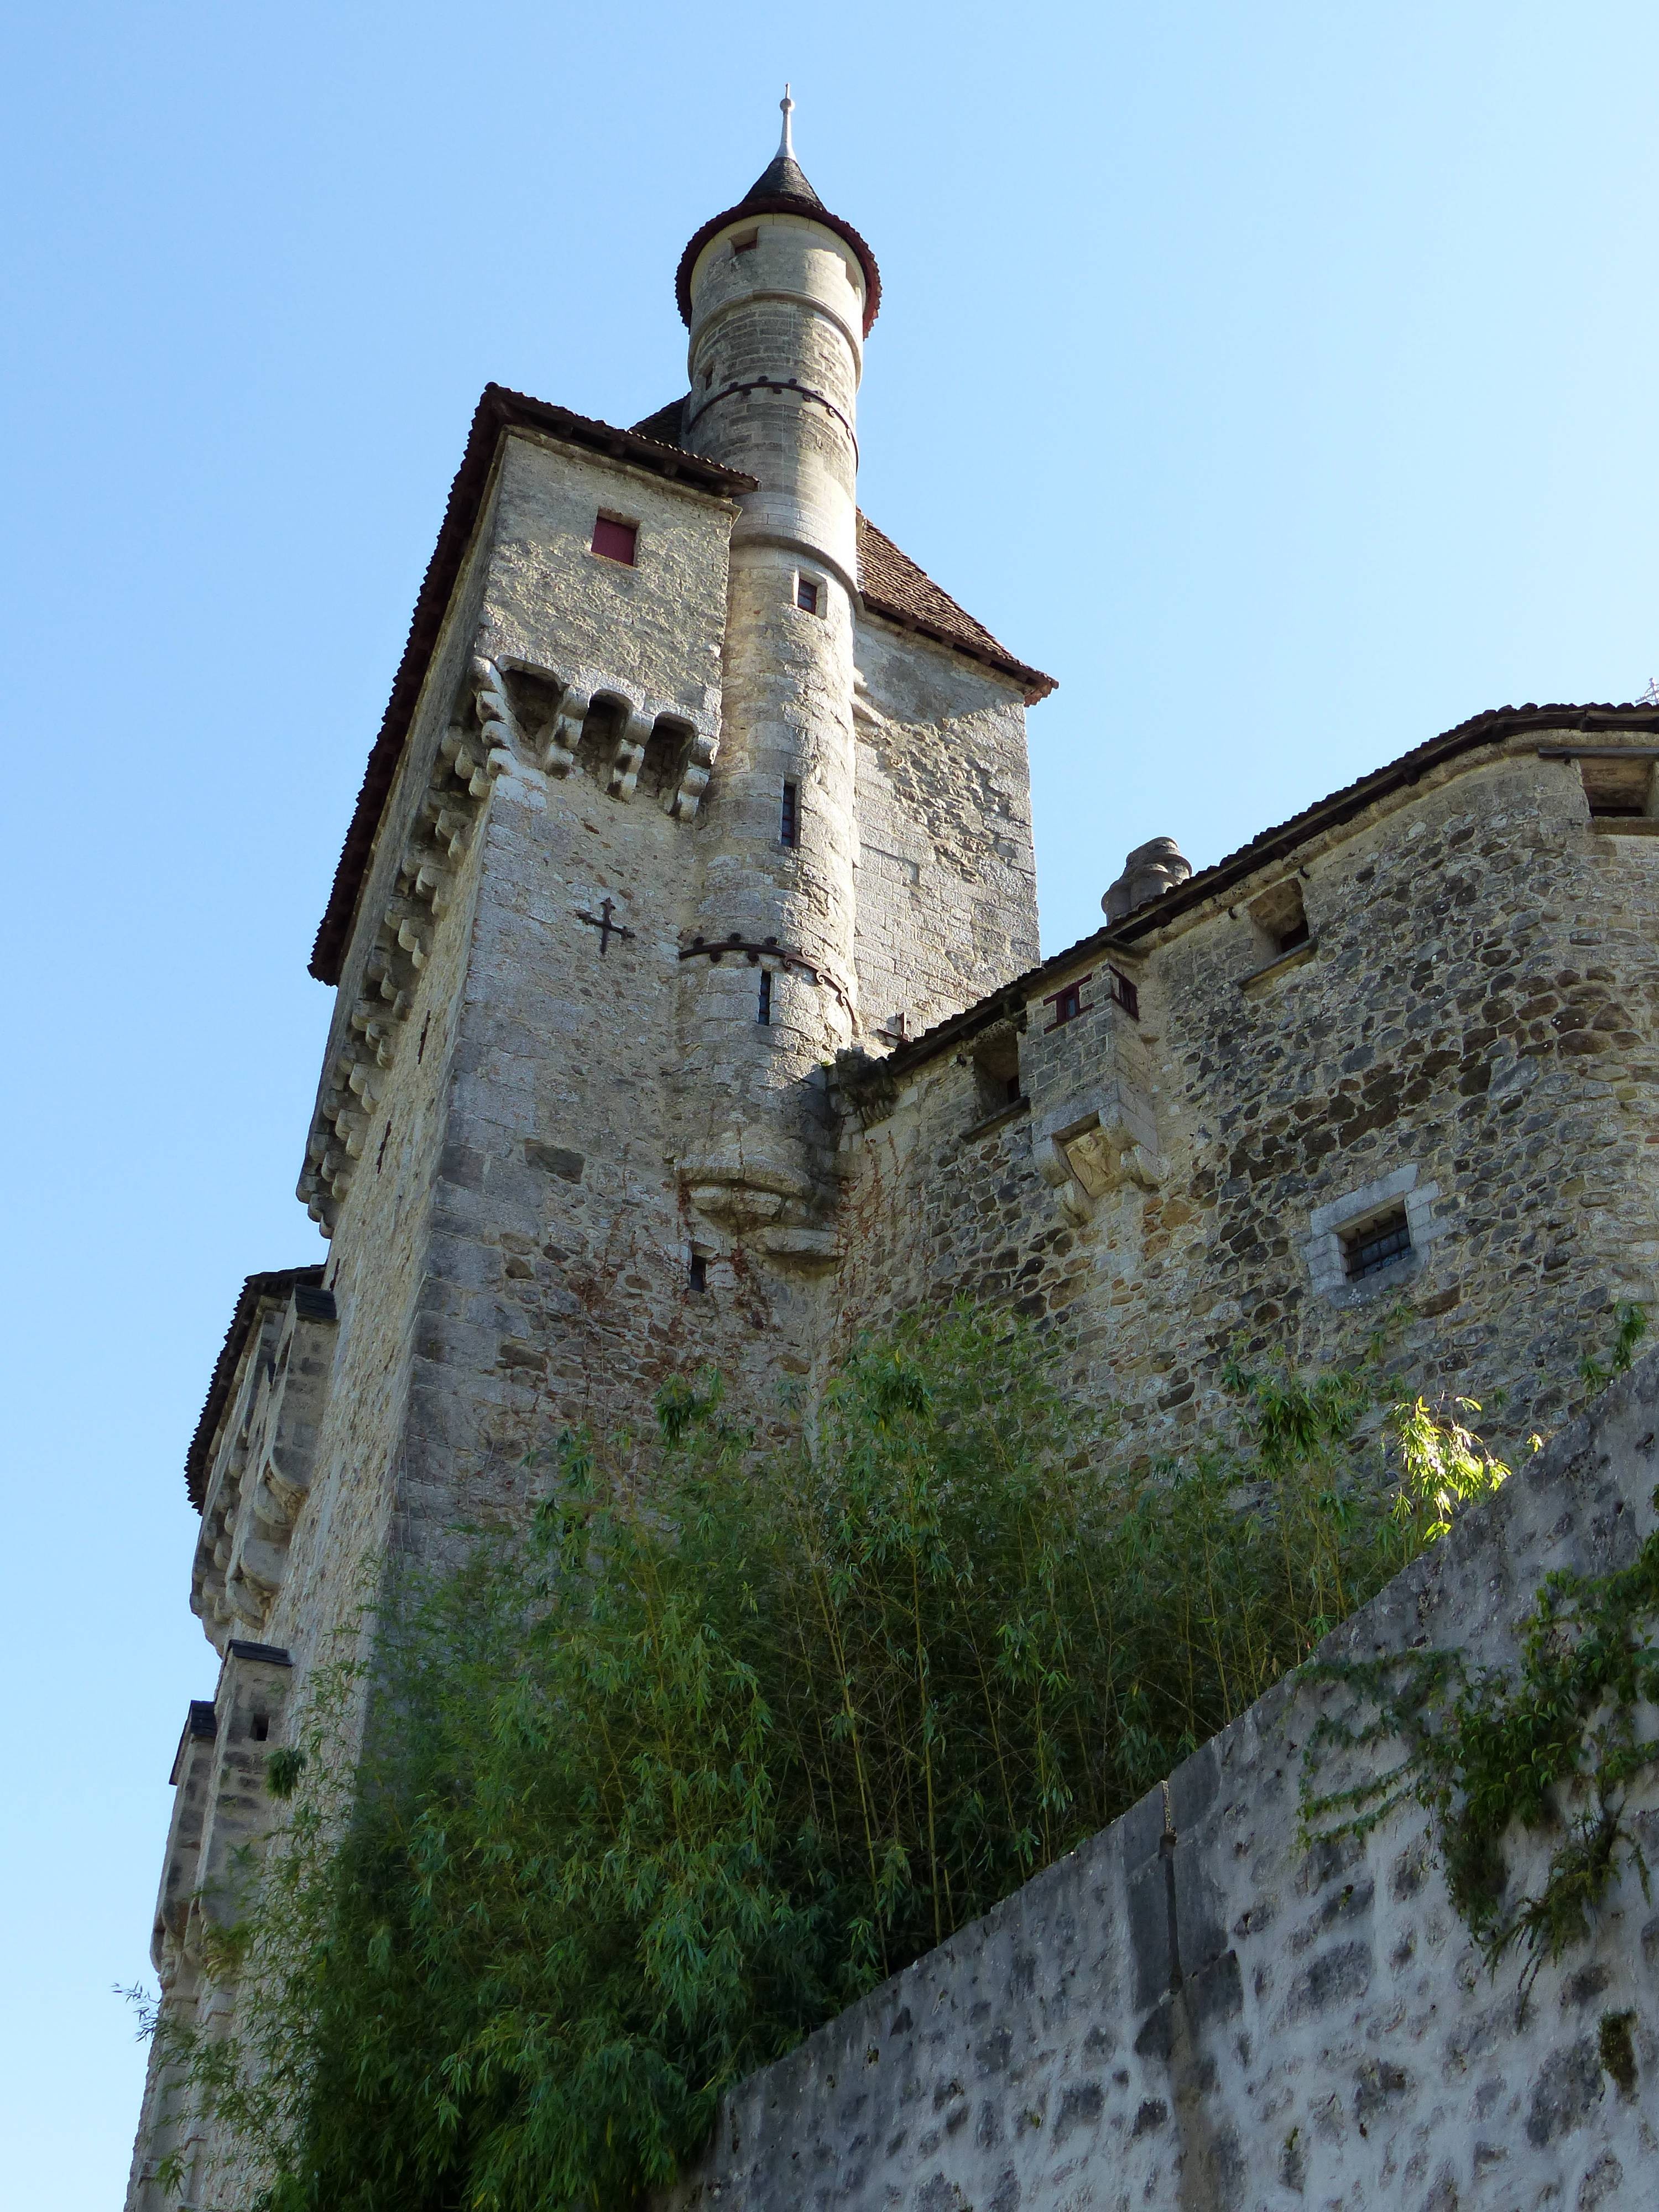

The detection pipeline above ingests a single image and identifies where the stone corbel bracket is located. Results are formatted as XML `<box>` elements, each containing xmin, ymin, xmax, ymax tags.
<box><xmin>298</xmin><ymin>666</ymin><xmax>509</xmax><ymax>1235</ymax></box>
<box><xmin>680</xmin><ymin>1138</ymin><xmax>831</xmax><ymax>1242</ymax></box>
<box><xmin>192</xmin><ymin>1285</ymin><xmax>338</xmax><ymax>1648</ymax></box>
<box><xmin>610</xmin><ymin>708</ymin><xmax>654</xmax><ymax>802</ymax></box>
<box><xmin>480</xmin><ymin>647</ymin><xmax>719</xmax><ymax>818</ymax></box>
<box><xmin>1035</xmin><ymin>1095</ymin><xmax>1165</xmax><ymax>1223</ymax></box>
<box><xmin>671</xmin><ymin>726</ymin><xmax>718</xmax><ymax>819</ymax></box>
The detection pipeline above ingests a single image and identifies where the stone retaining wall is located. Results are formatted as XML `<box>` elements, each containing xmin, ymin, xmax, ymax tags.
<box><xmin>664</xmin><ymin>1355</ymin><xmax>1659</xmax><ymax>2212</ymax></box>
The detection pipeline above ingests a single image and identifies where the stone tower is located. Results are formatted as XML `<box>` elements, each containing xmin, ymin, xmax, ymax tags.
<box><xmin>128</xmin><ymin>95</ymin><xmax>1659</xmax><ymax>2212</ymax></box>
<box><xmin>676</xmin><ymin>90</ymin><xmax>875</xmax><ymax>1235</ymax></box>
<box><xmin>127</xmin><ymin>108</ymin><xmax>1051</xmax><ymax>2210</ymax></box>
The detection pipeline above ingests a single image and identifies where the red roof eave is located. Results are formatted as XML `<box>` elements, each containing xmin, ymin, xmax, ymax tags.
<box><xmin>849</xmin><ymin>700</ymin><xmax>1659</xmax><ymax>1091</ymax></box>
<box><xmin>308</xmin><ymin>386</ymin><xmax>755</xmax><ymax>986</ymax></box>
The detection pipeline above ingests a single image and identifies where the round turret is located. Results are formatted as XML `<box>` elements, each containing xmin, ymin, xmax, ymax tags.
<box><xmin>677</xmin><ymin>90</ymin><xmax>876</xmax><ymax>587</ymax></box>
<box><xmin>675</xmin><ymin>97</ymin><xmax>879</xmax><ymax>1248</ymax></box>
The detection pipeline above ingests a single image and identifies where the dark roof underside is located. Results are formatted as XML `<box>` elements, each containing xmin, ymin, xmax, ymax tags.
<box><xmin>855</xmin><ymin>700</ymin><xmax>1659</xmax><ymax>1089</ymax></box>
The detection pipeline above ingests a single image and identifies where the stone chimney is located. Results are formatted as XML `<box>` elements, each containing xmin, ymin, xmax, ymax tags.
<box><xmin>1102</xmin><ymin>836</ymin><xmax>1192</xmax><ymax>923</ymax></box>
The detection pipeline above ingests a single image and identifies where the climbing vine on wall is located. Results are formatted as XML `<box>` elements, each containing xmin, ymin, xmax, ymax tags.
<box><xmin>1302</xmin><ymin>1305</ymin><xmax>1658</xmax><ymax>1986</ymax></box>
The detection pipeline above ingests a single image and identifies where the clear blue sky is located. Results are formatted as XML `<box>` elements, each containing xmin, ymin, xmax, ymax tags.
<box><xmin>3</xmin><ymin>2</ymin><xmax>1655</xmax><ymax>2199</ymax></box>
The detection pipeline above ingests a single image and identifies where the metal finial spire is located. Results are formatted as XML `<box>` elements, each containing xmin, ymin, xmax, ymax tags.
<box><xmin>778</xmin><ymin>83</ymin><xmax>795</xmax><ymax>160</ymax></box>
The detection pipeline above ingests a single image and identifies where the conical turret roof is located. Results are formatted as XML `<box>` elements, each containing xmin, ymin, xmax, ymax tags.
<box><xmin>676</xmin><ymin>93</ymin><xmax>881</xmax><ymax>334</ymax></box>
<box><xmin>741</xmin><ymin>145</ymin><xmax>821</xmax><ymax>206</ymax></box>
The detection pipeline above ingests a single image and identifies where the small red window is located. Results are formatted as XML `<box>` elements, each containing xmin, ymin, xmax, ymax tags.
<box><xmin>1043</xmin><ymin>973</ymin><xmax>1092</xmax><ymax>1031</ymax></box>
<box><xmin>592</xmin><ymin>516</ymin><xmax>637</xmax><ymax>565</ymax></box>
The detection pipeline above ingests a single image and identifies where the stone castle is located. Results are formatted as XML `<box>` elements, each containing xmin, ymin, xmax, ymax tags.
<box><xmin>130</xmin><ymin>101</ymin><xmax>1659</xmax><ymax>2207</ymax></box>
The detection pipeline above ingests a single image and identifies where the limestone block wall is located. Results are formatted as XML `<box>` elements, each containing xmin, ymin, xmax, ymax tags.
<box><xmin>483</xmin><ymin>427</ymin><xmax>734</xmax><ymax>743</ymax></box>
<box><xmin>398</xmin><ymin>744</ymin><xmax>833</xmax><ymax>1551</ymax></box>
<box><xmin>852</xmin><ymin>617</ymin><xmax>1039</xmax><ymax>1042</ymax></box>
<box><xmin>664</xmin><ymin>1354</ymin><xmax>1659</xmax><ymax>2212</ymax></box>
<box><xmin>127</xmin><ymin>1645</ymin><xmax>297</xmax><ymax>2210</ymax></box>
<box><xmin>835</xmin><ymin>735</ymin><xmax>1659</xmax><ymax>1459</ymax></box>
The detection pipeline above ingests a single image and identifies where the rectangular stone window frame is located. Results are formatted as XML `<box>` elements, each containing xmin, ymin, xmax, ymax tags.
<box><xmin>967</xmin><ymin>1025</ymin><xmax>1023</xmax><ymax>1129</ymax></box>
<box><xmin>1239</xmin><ymin>881</ymin><xmax>1318</xmax><ymax>993</ymax></box>
<box><xmin>1044</xmin><ymin>973</ymin><xmax>1092</xmax><ymax>1031</ymax></box>
<box><xmin>795</xmin><ymin>573</ymin><xmax>822</xmax><ymax>616</ymax></box>
<box><xmin>1578</xmin><ymin>754</ymin><xmax>1656</xmax><ymax>820</ymax></box>
<box><xmin>1249</xmin><ymin>878</ymin><xmax>1310</xmax><ymax>957</ymax></box>
<box><xmin>1303</xmin><ymin>1165</ymin><xmax>1445</xmax><ymax>1297</ymax></box>
<box><xmin>1536</xmin><ymin>744</ymin><xmax>1659</xmax><ymax>836</ymax></box>
<box><xmin>731</xmin><ymin>226</ymin><xmax>759</xmax><ymax>255</ymax></box>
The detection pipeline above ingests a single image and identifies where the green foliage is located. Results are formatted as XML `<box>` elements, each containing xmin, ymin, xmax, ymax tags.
<box><xmin>1303</xmin><ymin>1508</ymin><xmax>1659</xmax><ymax>1983</ymax></box>
<box><xmin>265</xmin><ymin>1747</ymin><xmax>306</xmax><ymax>1801</ymax></box>
<box><xmin>161</xmin><ymin>1307</ymin><xmax>1498</xmax><ymax>2212</ymax></box>
<box><xmin>1388</xmin><ymin>1394</ymin><xmax>1513</xmax><ymax>1544</ymax></box>
<box><xmin>1304</xmin><ymin>1312</ymin><xmax>1658</xmax><ymax>1988</ymax></box>
<box><xmin>1580</xmin><ymin>1300</ymin><xmax>1649</xmax><ymax>1389</ymax></box>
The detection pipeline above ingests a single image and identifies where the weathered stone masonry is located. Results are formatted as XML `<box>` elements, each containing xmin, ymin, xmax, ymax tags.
<box><xmin>127</xmin><ymin>123</ymin><xmax>1053</xmax><ymax>2209</ymax></box>
<box><xmin>662</xmin><ymin>1356</ymin><xmax>1659</xmax><ymax>2212</ymax></box>
<box><xmin>129</xmin><ymin>101</ymin><xmax>1659</xmax><ymax>2210</ymax></box>
<box><xmin>833</xmin><ymin>718</ymin><xmax>1659</xmax><ymax>1460</ymax></box>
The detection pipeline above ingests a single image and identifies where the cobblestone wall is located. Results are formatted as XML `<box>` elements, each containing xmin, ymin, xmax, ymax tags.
<box><xmin>835</xmin><ymin>733</ymin><xmax>1659</xmax><ymax>1463</ymax></box>
<box><xmin>663</xmin><ymin>1354</ymin><xmax>1659</xmax><ymax>2212</ymax></box>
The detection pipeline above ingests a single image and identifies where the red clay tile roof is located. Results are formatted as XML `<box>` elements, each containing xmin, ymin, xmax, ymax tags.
<box><xmin>852</xmin><ymin>700</ymin><xmax>1659</xmax><ymax>1087</ymax></box>
<box><xmin>186</xmin><ymin>1266</ymin><xmax>325</xmax><ymax>1510</ymax></box>
<box><xmin>856</xmin><ymin>514</ymin><xmax>1055</xmax><ymax>703</ymax></box>
<box><xmin>628</xmin><ymin>403</ymin><xmax>1052</xmax><ymax>701</ymax></box>
<box><xmin>309</xmin><ymin>386</ymin><xmax>755</xmax><ymax>986</ymax></box>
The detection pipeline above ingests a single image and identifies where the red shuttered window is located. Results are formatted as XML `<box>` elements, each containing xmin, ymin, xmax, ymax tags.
<box><xmin>592</xmin><ymin>515</ymin><xmax>638</xmax><ymax>565</ymax></box>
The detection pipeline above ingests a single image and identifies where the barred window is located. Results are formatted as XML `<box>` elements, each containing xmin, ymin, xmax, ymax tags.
<box><xmin>1342</xmin><ymin>1206</ymin><xmax>1412</xmax><ymax>1280</ymax></box>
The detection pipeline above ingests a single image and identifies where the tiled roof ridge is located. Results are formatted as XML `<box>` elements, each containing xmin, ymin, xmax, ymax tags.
<box><xmin>309</xmin><ymin>385</ymin><xmax>756</xmax><ymax>986</ymax></box>
<box><xmin>624</xmin><ymin>400</ymin><xmax>1052</xmax><ymax>698</ymax></box>
<box><xmin>185</xmin><ymin>1265</ymin><xmax>325</xmax><ymax>1510</ymax></box>
<box><xmin>855</xmin><ymin>512</ymin><xmax>1056</xmax><ymax>703</ymax></box>
<box><xmin>852</xmin><ymin>700</ymin><xmax>1659</xmax><ymax>1088</ymax></box>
